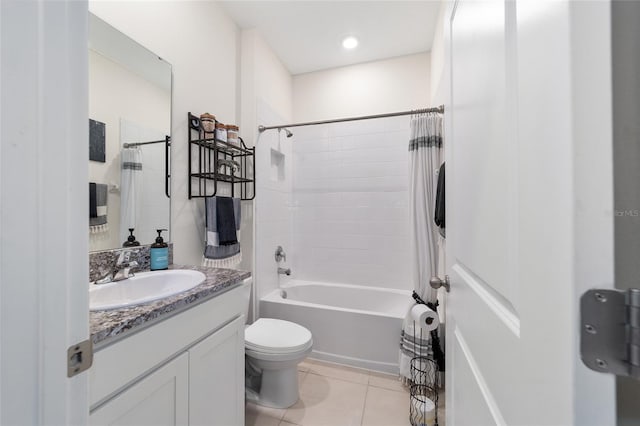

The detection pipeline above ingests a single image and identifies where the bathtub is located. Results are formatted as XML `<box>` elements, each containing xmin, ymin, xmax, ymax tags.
<box><xmin>260</xmin><ymin>280</ymin><xmax>413</xmax><ymax>374</ymax></box>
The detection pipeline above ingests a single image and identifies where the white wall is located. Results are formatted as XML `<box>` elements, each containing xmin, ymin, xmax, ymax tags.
<box><xmin>254</xmin><ymin>101</ymin><xmax>294</xmax><ymax>301</ymax></box>
<box><xmin>293</xmin><ymin>53</ymin><xmax>431</xmax><ymax>122</ymax></box>
<box><xmin>89</xmin><ymin>0</ymin><xmax>239</xmax><ymax>265</ymax></box>
<box><xmin>88</xmin><ymin>50</ymin><xmax>170</xmax><ymax>250</ymax></box>
<box><xmin>239</xmin><ymin>29</ymin><xmax>293</xmax><ymax>279</ymax></box>
<box><xmin>430</xmin><ymin>2</ymin><xmax>447</xmax><ymax>105</ymax></box>
<box><xmin>239</xmin><ymin>29</ymin><xmax>293</xmax><ymax>306</ymax></box>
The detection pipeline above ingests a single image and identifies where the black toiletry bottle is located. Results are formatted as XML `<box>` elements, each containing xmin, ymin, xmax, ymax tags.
<box><xmin>150</xmin><ymin>229</ymin><xmax>169</xmax><ymax>270</ymax></box>
<box><xmin>122</xmin><ymin>228</ymin><xmax>140</xmax><ymax>247</ymax></box>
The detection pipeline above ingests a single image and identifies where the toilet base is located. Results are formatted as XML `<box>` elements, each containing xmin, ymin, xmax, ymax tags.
<box><xmin>247</xmin><ymin>365</ymin><xmax>299</xmax><ymax>409</ymax></box>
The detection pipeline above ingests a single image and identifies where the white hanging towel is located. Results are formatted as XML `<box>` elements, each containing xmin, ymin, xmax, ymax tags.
<box><xmin>120</xmin><ymin>147</ymin><xmax>143</xmax><ymax>244</ymax></box>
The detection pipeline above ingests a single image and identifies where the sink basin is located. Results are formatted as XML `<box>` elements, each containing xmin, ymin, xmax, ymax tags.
<box><xmin>90</xmin><ymin>269</ymin><xmax>206</xmax><ymax>311</ymax></box>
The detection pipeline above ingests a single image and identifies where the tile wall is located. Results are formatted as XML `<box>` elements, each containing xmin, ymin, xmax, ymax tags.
<box><xmin>291</xmin><ymin>116</ymin><xmax>412</xmax><ymax>289</ymax></box>
<box><xmin>255</xmin><ymin>101</ymin><xmax>293</xmax><ymax>300</ymax></box>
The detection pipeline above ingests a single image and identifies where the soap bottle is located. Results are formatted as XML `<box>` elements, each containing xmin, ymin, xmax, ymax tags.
<box><xmin>150</xmin><ymin>229</ymin><xmax>169</xmax><ymax>270</ymax></box>
<box><xmin>122</xmin><ymin>228</ymin><xmax>140</xmax><ymax>247</ymax></box>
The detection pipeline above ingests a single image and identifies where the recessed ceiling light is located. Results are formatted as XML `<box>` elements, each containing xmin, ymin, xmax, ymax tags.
<box><xmin>342</xmin><ymin>36</ymin><xmax>358</xmax><ymax>50</ymax></box>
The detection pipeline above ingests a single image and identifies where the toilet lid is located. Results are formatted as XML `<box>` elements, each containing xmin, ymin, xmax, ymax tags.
<box><xmin>245</xmin><ymin>318</ymin><xmax>312</xmax><ymax>354</ymax></box>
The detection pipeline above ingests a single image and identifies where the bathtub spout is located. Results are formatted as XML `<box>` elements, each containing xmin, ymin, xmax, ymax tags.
<box><xmin>277</xmin><ymin>267</ymin><xmax>291</xmax><ymax>276</ymax></box>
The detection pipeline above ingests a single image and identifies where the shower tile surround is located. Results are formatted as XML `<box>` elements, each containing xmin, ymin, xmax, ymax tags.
<box><xmin>291</xmin><ymin>117</ymin><xmax>412</xmax><ymax>289</ymax></box>
<box><xmin>256</xmin><ymin>113</ymin><xmax>414</xmax><ymax>301</ymax></box>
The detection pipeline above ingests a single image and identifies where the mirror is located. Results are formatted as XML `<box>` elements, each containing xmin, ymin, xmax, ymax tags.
<box><xmin>88</xmin><ymin>13</ymin><xmax>172</xmax><ymax>251</ymax></box>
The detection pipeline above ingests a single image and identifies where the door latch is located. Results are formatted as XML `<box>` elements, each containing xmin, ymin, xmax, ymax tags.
<box><xmin>429</xmin><ymin>275</ymin><xmax>451</xmax><ymax>293</ymax></box>
<box><xmin>580</xmin><ymin>288</ymin><xmax>640</xmax><ymax>379</ymax></box>
<box><xmin>67</xmin><ymin>339</ymin><xmax>93</xmax><ymax>377</ymax></box>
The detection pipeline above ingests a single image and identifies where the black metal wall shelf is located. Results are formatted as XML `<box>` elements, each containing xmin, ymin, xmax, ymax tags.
<box><xmin>188</xmin><ymin>112</ymin><xmax>255</xmax><ymax>200</ymax></box>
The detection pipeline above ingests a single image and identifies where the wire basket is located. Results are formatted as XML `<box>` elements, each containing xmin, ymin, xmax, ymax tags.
<box><xmin>410</xmin><ymin>356</ymin><xmax>439</xmax><ymax>426</ymax></box>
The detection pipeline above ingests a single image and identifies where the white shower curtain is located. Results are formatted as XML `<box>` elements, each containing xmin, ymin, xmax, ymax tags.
<box><xmin>409</xmin><ymin>113</ymin><xmax>443</xmax><ymax>303</ymax></box>
<box><xmin>120</xmin><ymin>147</ymin><xmax>143</xmax><ymax>245</ymax></box>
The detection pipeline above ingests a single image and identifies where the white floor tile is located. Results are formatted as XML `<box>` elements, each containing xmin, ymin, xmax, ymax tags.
<box><xmin>361</xmin><ymin>386</ymin><xmax>409</xmax><ymax>426</ymax></box>
<box><xmin>306</xmin><ymin>360</ymin><xmax>369</xmax><ymax>385</ymax></box>
<box><xmin>245</xmin><ymin>402</ymin><xmax>285</xmax><ymax>426</ymax></box>
<box><xmin>368</xmin><ymin>371</ymin><xmax>409</xmax><ymax>394</ymax></box>
<box><xmin>282</xmin><ymin>373</ymin><xmax>367</xmax><ymax>426</ymax></box>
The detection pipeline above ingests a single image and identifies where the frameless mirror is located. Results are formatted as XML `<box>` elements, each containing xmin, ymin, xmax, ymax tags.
<box><xmin>88</xmin><ymin>13</ymin><xmax>172</xmax><ymax>251</ymax></box>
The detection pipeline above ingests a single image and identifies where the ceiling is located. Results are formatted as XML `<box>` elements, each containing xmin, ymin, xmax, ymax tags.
<box><xmin>219</xmin><ymin>1</ymin><xmax>442</xmax><ymax>75</ymax></box>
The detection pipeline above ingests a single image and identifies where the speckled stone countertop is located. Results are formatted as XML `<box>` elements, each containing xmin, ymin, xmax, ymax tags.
<box><xmin>90</xmin><ymin>264</ymin><xmax>250</xmax><ymax>348</ymax></box>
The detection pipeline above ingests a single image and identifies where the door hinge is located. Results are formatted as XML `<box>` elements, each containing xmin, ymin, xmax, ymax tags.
<box><xmin>580</xmin><ymin>288</ymin><xmax>640</xmax><ymax>379</ymax></box>
<box><xmin>67</xmin><ymin>339</ymin><xmax>93</xmax><ymax>378</ymax></box>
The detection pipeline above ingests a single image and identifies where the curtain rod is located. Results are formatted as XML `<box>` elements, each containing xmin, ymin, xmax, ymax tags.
<box><xmin>123</xmin><ymin>136</ymin><xmax>171</xmax><ymax>148</ymax></box>
<box><xmin>258</xmin><ymin>105</ymin><xmax>444</xmax><ymax>133</ymax></box>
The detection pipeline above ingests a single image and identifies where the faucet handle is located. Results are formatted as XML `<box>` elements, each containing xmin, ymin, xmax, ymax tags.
<box><xmin>275</xmin><ymin>246</ymin><xmax>286</xmax><ymax>263</ymax></box>
<box><xmin>117</xmin><ymin>248</ymin><xmax>140</xmax><ymax>265</ymax></box>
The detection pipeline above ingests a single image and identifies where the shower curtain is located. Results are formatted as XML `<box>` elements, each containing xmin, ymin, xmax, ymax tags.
<box><xmin>120</xmin><ymin>147</ymin><xmax>143</xmax><ymax>245</ymax></box>
<box><xmin>400</xmin><ymin>112</ymin><xmax>444</xmax><ymax>383</ymax></box>
<box><xmin>398</xmin><ymin>113</ymin><xmax>444</xmax><ymax>384</ymax></box>
<box><xmin>409</xmin><ymin>112</ymin><xmax>443</xmax><ymax>303</ymax></box>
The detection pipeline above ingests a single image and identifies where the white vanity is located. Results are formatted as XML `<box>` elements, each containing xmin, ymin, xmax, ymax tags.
<box><xmin>88</xmin><ymin>266</ymin><xmax>250</xmax><ymax>426</ymax></box>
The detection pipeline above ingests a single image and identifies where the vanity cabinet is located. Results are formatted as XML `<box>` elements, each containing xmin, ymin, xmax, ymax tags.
<box><xmin>89</xmin><ymin>282</ymin><xmax>247</xmax><ymax>426</ymax></box>
<box><xmin>189</xmin><ymin>317</ymin><xmax>245</xmax><ymax>425</ymax></box>
<box><xmin>89</xmin><ymin>353</ymin><xmax>189</xmax><ymax>426</ymax></box>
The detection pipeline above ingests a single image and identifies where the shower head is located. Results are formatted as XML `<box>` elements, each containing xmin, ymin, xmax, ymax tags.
<box><xmin>280</xmin><ymin>128</ymin><xmax>293</xmax><ymax>138</ymax></box>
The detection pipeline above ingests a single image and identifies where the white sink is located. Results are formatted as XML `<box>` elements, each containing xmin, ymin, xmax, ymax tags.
<box><xmin>90</xmin><ymin>269</ymin><xmax>206</xmax><ymax>311</ymax></box>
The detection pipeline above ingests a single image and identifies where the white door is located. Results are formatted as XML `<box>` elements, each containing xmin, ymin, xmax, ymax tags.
<box><xmin>1</xmin><ymin>0</ymin><xmax>89</xmax><ymax>424</ymax></box>
<box><xmin>445</xmin><ymin>1</ymin><xmax>615</xmax><ymax>425</ymax></box>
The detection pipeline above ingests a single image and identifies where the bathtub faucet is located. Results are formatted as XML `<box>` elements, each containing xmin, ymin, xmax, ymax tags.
<box><xmin>277</xmin><ymin>267</ymin><xmax>291</xmax><ymax>276</ymax></box>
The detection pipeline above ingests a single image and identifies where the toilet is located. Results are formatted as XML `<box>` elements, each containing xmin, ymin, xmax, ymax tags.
<box><xmin>245</xmin><ymin>318</ymin><xmax>313</xmax><ymax>408</ymax></box>
<box><xmin>242</xmin><ymin>281</ymin><xmax>313</xmax><ymax>408</ymax></box>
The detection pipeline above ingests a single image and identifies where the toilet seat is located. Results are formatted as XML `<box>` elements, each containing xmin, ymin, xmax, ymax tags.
<box><xmin>245</xmin><ymin>318</ymin><xmax>312</xmax><ymax>355</ymax></box>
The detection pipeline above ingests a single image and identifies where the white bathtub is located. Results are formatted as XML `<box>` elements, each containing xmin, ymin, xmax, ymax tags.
<box><xmin>260</xmin><ymin>280</ymin><xmax>413</xmax><ymax>374</ymax></box>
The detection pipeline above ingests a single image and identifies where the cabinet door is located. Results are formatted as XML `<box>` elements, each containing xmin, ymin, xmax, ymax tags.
<box><xmin>90</xmin><ymin>353</ymin><xmax>189</xmax><ymax>426</ymax></box>
<box><xmin>189</xmin><ymin>316</ymin><xmax>245</xmax><ymax>426</ymax></box>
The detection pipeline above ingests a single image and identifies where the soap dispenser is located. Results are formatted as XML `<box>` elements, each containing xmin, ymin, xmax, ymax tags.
<box><xmin>122</xmin><ymin>228</ymin><xmax>140</xmax><ymax>248</ymax></box>
<box><xmin>150</xmin><ymin>229</ymin><xmax>169</xmax><ymax>270</ymax></box>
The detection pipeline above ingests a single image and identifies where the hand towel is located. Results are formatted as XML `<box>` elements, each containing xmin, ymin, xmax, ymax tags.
<box><xmin>216</xmin><ymin>196</ymin><xmax>238</xmax><ymax>245</ymax></box>
<box><xmin>89</xmin><ymin>183</ymin><xmax>98</xmax><ymax>218</ymax></box>
<box><xmin>89</xmin><ymin>183</ymin><xmax>108</xmax><ymax>234</ymax></box>
<box><xmin>434</xmin><ymin>162</ymin><xmax>445</xmax><ymax>237</ymax></box>
<box><xmin>203</xmin><ymin>196</ymin><xmax>242</xmax><ymax>268</ymax></box>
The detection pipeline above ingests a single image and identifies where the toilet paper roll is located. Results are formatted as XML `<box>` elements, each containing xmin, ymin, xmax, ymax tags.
<box><xmin>411</xmin><ymin>304</ymin><xmax>440</xmax><ymax>332</ymax></box>
<box><xmin>410</xmin><ymin>395</ymin><xmax>436</xmax><ymax>426</ymax></box>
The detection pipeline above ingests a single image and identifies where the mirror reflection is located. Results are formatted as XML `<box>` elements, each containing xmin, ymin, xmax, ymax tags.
<box><xmin>88</xmin><ymin>13</ymin><xmax>172</xmax><ymax>251</ymax></box>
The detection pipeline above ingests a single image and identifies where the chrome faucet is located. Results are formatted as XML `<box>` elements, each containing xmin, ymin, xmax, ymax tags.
<box><xmin>94</xmin><ymin>249</ymin><xmax>139</xmax><ymax>285</ymax></box>
<box><xmin>277</xmin><ymin>267</ymin><xmax>291</xmax><ymax>276</ymax></box>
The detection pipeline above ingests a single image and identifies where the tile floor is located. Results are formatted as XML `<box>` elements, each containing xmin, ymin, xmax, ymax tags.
<box><xmin>245</xmin><ymin>358</ymin><xmax>445</xmax><ymax>426</ymax></box>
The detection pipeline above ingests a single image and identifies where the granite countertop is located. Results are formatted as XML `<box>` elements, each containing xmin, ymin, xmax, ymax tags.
<box><xmin>90</xmin><ymin>264</ymin><xmax>251</xmax><ymax>348</ymax></box>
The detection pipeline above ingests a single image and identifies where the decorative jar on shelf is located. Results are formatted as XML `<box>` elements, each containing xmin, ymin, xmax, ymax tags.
<box><xmin>215</xmin><ymin>122</ymin><xmax>227</xmax><ymax>142</ymax></box>
<box><xmin>200</xmin><ymin>113</ymin><xmax>215</xmax><ymax>133</ymax></box>
<box><xmin>226</xmin><ymin>125</ymin><xmax>239</xmax><ymax>145</ymax></box>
